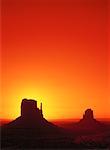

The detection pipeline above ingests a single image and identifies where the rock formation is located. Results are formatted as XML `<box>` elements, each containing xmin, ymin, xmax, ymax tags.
<box><xmin>4</xmin><ymin>99</ymin><xmax>58</xmax><ymax>131</ymax></box>
<box><xmin>21</xmin><ymin>99</ymin><xmax>43</xmax><ymax>120</ymax></box>
<box><xmin>79</xmin><ymin>108</ymin><xmax>98</xmax><ymax>125</ymax></box>
<box><xmin>1</xmin><ymin>99</ymin><xmax>68</xmax><ymax>149</ymax></box>
<box><xmin>83</xmin><ymin>109</ymin><xmax>94</xmax><ymax>120</ymax></box>
<box><xmin>76</xmin><ymin>108</ymin><xmax>104</xmax><ymax>130</ymax></box>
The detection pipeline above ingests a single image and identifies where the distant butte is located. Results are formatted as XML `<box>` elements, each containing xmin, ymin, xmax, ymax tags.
<box><xmin>83</xmin><ymin>109</ymin><xmax>94</xmax><ymax>120</ymax></box>
<box><xmin>76</xmin><ymin>108</ymin><xmax>104</xmax><ymax>130</ymax></box>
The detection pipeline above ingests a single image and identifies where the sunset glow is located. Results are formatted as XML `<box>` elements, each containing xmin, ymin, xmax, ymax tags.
<box><xmin>1</xmin><ymin>0</ymin><xmax>110</xmax><ymax>120</ymax></box>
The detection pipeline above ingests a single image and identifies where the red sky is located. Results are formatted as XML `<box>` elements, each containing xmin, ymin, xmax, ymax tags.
<box><xmin>1</xmin><ymin>0</ymin><xmax>110</xmax><ymax>119</ymax></box>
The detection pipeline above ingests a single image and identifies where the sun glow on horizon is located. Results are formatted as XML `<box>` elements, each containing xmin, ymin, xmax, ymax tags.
<box><xmin>1</xmin><ymin>86</ymin><xmax>110</xmax><ymax>120</ymax></box>
<box><xmin>1</xmin><ymin>0</ymin><xmax>110</xmax><ymax>120</ymax></box>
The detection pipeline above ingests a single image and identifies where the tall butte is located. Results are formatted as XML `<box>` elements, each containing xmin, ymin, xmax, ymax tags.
<box><xmin>4</xmin><ymin>99</ymin><xmax>58</xmax><ymax>131</ymax></box>
<box><xmin>21</xmin><ymin>99</ymin><xmax>43</xmax><ymax>121</ymax></box>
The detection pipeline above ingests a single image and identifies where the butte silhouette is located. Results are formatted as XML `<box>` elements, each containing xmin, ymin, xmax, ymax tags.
<box><xmin>73</xmin><ymin>108</ymin><xmax>106</xmax><ymax>132</ymax></box>
<box><xmin>1</xmin><ymin>99</ymin><xmax>78</xmax><ymax>149</ymax></box>
<box><xmin>79</xmin><ymin>109</ymin><xmax>102</xmax><ymax>126</ymax></box>
<box><xmin>3</xmin><ymin>99</ymin><xmax>60</xmax><ymax>133</ymax></box>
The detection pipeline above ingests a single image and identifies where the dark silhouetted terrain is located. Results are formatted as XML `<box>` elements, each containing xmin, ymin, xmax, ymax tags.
<box><xmin>1</xmin><ymin>99</ymin><xmax>110</xmax><ymax>149</ymax></box>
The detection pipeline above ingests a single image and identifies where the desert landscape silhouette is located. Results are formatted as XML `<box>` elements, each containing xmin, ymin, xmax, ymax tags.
<box><xmin>1</xmin><ymin>0</ymin><xmax>109</xmax><ymax>149</ymax></box>
<box><xmin>1</xmin><ymin>98</ymin><xmax>110</xmax><ymax>149</ymax></box>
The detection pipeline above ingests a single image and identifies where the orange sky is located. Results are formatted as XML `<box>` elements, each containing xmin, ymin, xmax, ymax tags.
<box><xmin>1</xmin><ymin>0</ymin><xmax>110</xmax><ymax>120</ymax></box>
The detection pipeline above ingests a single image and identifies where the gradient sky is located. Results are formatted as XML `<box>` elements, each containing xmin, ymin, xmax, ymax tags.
<box><xmin>1</xmin><ymin>0</ymin><xmax>110</xmax><ymax>120</ymax></box>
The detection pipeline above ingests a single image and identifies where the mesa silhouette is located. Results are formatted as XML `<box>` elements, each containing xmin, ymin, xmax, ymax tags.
<box><xmin>1</xmin><ymin>99</ymin><xmax>68</xmax><ymax>149</ymax></box>
<box><xmin>70</xmin><ymin>109</ymin><xmax>108</xmax><ymax>133</ymax></box>
<box><xmin>4</xmin><ymin>99</ymin><xmax>60</xmax><ymax>132</ymax></box>
<box><xmin>78</xmin><ymin>109</ymin><xmax>103</xmax><ymax>129</ymax></box>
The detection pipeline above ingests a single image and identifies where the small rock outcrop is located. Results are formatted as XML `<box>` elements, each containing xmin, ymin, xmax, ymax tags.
<box><xmin>76</xmin><ymin>108</ymin><xmax>103</xmax><ymax>130</ymax></box>
<box><xmin>79</xmin><ymin>108</ymin><xmax>98</xmax><ymax>125</ymax></box>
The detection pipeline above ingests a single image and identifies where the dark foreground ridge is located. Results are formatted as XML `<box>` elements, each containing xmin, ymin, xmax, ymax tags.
<box><xmin>1</xmin><ymin>99</ymin><xmax>110</xmax><ymax>149</ymax></box>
